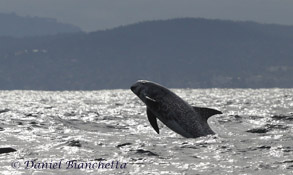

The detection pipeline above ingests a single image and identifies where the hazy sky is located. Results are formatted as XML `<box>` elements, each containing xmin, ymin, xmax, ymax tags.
<box><xmin>0</xmin><ymin>0</ymin><xmax>292</xmax><ymax>32</ymax></box>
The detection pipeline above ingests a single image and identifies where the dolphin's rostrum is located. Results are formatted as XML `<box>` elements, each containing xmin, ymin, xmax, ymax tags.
<box><xmin>130</xmin><ymin>80</ymin><xmax>222</xmax><ymax>138</ymax></box>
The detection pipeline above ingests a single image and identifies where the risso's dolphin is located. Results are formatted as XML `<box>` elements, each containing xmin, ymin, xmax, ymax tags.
<box><xmin>130</xmin><ymin>80</ymin><xmax>222</xmax><ymax>138</ymax></box>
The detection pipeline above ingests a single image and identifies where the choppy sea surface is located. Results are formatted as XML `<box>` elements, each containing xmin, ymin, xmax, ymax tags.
<box><xmin>0</xmin><ymin>89</ymin><xmax>292</xmax><ymax>175</ymax></box>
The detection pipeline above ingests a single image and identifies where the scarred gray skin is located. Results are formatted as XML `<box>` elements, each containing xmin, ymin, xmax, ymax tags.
<box><xmin>131</xmin><ymin>80</ymin><xmax>221</xmax><ymax>138</ymax></box>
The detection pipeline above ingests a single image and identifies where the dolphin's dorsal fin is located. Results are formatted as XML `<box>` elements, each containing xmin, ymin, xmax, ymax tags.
<box><xmin>193</xmin><ymin>107</ymin><xmax>222</xmax><ymax>121</ymax></box>
<box><xmin>147</xmin><ymin>108</ymin><xmax>160</xmax><ymax>134</ymax></box>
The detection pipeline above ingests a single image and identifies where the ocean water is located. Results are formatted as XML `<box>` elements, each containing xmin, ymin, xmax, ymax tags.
<box><xmin>0</xmin><ymin>89</ymin><xmax>292</xmax><ymax>175</ymax></box>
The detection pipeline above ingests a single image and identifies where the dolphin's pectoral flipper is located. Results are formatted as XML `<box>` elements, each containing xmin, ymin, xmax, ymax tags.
<box><xmin>147</xmin><ymin>108</ymin><xmax>160</xmax><ymax>134</ymax></box>
<box><xmin>193</xmin><ymin>107</ymin><xmax>222</xmax><ymax>121</ymax></box>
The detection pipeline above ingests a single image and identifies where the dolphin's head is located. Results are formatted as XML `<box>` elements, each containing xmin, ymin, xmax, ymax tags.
<box><xmin>130</xmin><ymin>80</ymin><xmax>167</xmax><ymax>103</ymax></box>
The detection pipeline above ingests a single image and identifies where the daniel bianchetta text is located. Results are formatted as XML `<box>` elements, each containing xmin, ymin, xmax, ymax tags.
<box><xmin>11</xmin><ymin>159</ymin><xmax>127</xmax><ymax>170</ymax></box>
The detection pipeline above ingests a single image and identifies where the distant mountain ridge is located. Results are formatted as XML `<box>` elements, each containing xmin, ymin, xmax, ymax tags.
<box><xmin>0</xmin><ymin>13</ymin><xmax>81</xmax><ymax>37</ymax></box>
<box><xmin>0</xmin><ymin>18</ymin><xmax>292</xmax><ymax>90</ymax></box>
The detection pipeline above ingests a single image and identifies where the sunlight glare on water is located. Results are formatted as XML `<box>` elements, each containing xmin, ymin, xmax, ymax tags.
<box><xmin>0</xmin><ymin>89</ymin><xmax>292</xmax><ymax>174</ymax></box>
